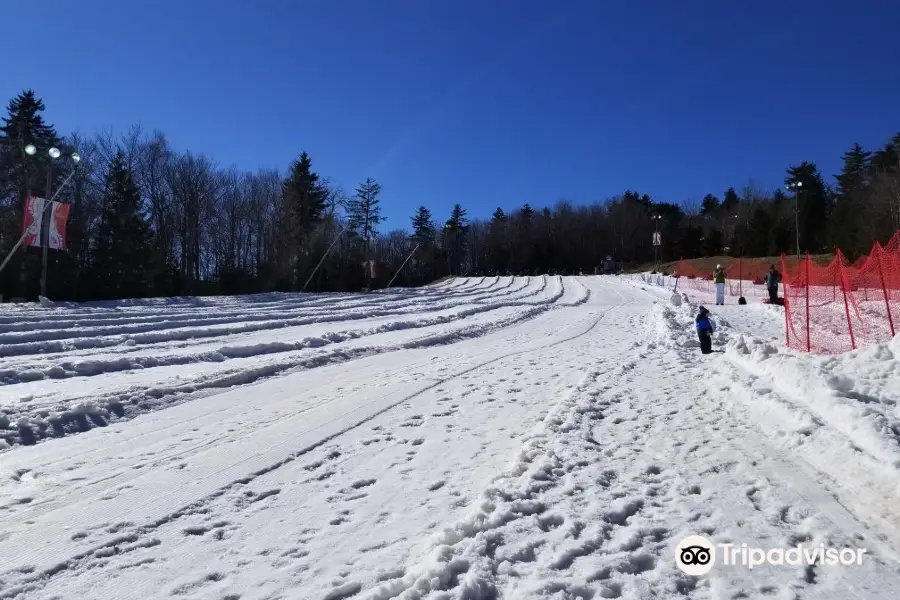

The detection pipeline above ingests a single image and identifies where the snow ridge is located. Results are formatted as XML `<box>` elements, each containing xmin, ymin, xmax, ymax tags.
<box><xmin>0</xmin><ymin>277</ymin><xmax>567</xmax><ymax>448</ymax></box>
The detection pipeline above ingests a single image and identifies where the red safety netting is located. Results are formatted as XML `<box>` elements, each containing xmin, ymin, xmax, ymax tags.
<box><xmin>672</xmin><ymin>258</ymin><xmax>777</xmax><ymax>298</ymax></box>
<box><xmin>782</xmin><ymin>231</ymin><xmax>899</xmax><ymax>354</ymax></box>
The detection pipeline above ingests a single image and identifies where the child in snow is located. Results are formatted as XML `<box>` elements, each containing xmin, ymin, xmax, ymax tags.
<box><xmin>696</xmin><ymin>306</ymin><xmax>714</xmax><ymax>354</ymax></box>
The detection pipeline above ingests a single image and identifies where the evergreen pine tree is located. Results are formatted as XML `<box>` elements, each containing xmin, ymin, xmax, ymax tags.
<box><xmin>281</xmin><ymin>152</ymin><xmax>327</xmax><ymax>286</ymax></box>
<box><xmin>348</xmin><ymin>177</ymin><xmax>383</xmax><ymax>242</ymax></box>
<box><xmin>867</xmin><ymin>134</ymin><xmax>900</xmax><ymax>236</ymax></box>
<box><xmin>444</xmin><ymin>204</ymin><xmax>468</xmax><ymax>275</ymax></box>
<box><xmin>445</xmin><ymin>204</ymin><xmax>469</xmax><ymax>232</ymax></box>
<box><xmin>488</xmin><ymin>207</ymin><xmax>509</xmax><ymax>273</ymax></box>
<box><xmin>520</xmin><ymin>203</ymin><xmax>535</xmax><ymax>222</ymax></box>
<box><xmin>91</xmin><ymin>153</ymin><xmax>155</xmax><ymax>299</ymax></box>
<box><xmin>283</xmin><ymin>151</ymin><xmax>327</xmax><ymax>238</ymax></box>
<box><xmin>700</xmin><ymin>194</ymin><xmax>720</xmax><ymax>215</ymax></box>
<box><xmin>835</xmin><ymin>143</ymin><xmax>871</xmax><ymax>198</ymax></box>
<box><xmin>831</xmin><ymin>143</ymin><xmax>871</xmax><ymax>256</ymax></box>
<box><xmin>721</xmin><ymin>187</ymin><xmax>740</xmax><ymax>213</ymax></box>
<box><xmin>868</xmin><ymin>134</ymin><xmax>900</xmax><ymax>172</ymax></box>
<box><xmin>348</xmin><ymin>177</ymin><xmax>383</xmax><ymax>286</ymax></box>
<box><xmin>410</xmin><ymin>205</ymin><xmax>436</xmax><ymax>247</ymax></box>
<box><xmin>0</xmin><ymin>90</ymin><xmax>60</xmax><ymax>202</ymax></box>
<box><xmin>409</xmin><ymin>205</ymin><xmax>437</xmax><ymax>282</ymax></box>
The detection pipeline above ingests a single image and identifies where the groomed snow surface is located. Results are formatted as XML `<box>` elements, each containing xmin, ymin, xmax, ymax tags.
<box><xmin>1</xmin><ymin>275</ymin><xmax>898</xmax><ymax>600</ymax></box>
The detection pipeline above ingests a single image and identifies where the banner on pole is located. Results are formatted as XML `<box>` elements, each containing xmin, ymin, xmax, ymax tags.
<box><xmin>22</xmin><ymin>196</ymin><xmax>70</xmax><ymax>250</ymax></box>
<box><xmin>652</xmin><ymin>232</ymin><xmax>661</xmax><ymax>246</ymax></box>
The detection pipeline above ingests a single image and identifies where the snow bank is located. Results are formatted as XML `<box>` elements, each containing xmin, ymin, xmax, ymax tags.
<box><xmin>649</xmin><ymin>284</ymin><xmax>900</xmax><ymax>539</ymax></box>
<box><xmin>653</xmin><ymin>290</ymin><xmax>900</xmax><ymax>468</ymax></box>
<box><xmin>651</xmin><ymin>297</ymin><xmax>729</xmax><ymax>352</ymax></box>
<box><xmin>725</xmin><ymin>333</ymin><xmax>900</xmax><ymax>467</ymax></box>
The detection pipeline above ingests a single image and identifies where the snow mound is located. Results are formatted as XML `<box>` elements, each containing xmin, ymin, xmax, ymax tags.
<box><xmin>654</xmin><ymin>287</ymin><xmax>900</xmax><ymax>470</ymax></box>
<box><xmin>726</xmin><ymin>332</ymin><xmax>900</xmax><ymax>468</ymax></box>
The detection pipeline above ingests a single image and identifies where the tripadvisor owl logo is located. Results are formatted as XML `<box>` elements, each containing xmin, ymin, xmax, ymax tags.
<box><xmin>675</xmin><ymin>535</ymin><xmax>715</xmax><ymax>576</ymax></box>
<box><xmin>674</xmin><ymin>534</ymin><xmax>867</xmax><ymax>575</ymax></box>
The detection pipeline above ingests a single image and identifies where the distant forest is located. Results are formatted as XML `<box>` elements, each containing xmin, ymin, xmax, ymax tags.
<box><xmin>1</xmin><ymin>90</ymin><xmax>899</xmax><ymax>301</ymax></box>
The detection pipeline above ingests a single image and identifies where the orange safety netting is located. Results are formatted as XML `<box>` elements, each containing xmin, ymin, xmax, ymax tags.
<box><xmin>782</xmin><ymin>231</ymin><xmax>899</xmax><ymax>354</ymax></box>
<box><xmin>673</xmin><ymin>258</ymin><xmax>775</xmax><ymax>297</ymax></box>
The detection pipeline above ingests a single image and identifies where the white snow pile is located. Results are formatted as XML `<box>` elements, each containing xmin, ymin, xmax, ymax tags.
<box><xmin>656</xmin><ymin>294</ymin><xmax>900</xmax><ymax>458</ymax></box>
<box><xmin>724</xmin><ymin>330</ymin><xmax>900</xmax><ymax>464</ymax></box>
<box><xmin>722</xmin><ymin>332</ymin><xmax>900</xmax><ymax>522</ymax></box>
<box><xmin>655</xmin><ymin>291</ymin><xmax>900</xmax><ymax>539</ymax></box>
<box><xmin>651</xmin><ymin>299</ymin><xmax>729</xmax><ymax>351</ymax></box>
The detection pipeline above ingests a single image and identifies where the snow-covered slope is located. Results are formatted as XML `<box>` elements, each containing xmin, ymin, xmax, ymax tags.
<box><xmin>1</xmin><ymin>276</ymin><xmax>898</xmax><ymax>600</ymax></box>
<box><xmin>0</xmin><ymin>276</ymin><xmax>583</xmax><ymax>447</ymax></box>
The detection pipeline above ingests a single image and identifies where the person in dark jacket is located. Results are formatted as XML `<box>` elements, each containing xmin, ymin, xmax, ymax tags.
<box><xmin>764</xmin><ymin>265</ymin><xmax>781</xmax><ymax>303</ymax></box>
<box><xmin>696</xmin><ymin>306</ymin><xmax>714</xmax><ymax>354</ymax></box>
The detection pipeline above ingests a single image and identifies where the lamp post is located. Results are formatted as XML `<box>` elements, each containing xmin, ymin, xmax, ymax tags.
<box><xmin>731</xmin><ymin>213</ymin><xmax>739</xmax><ymax>253</ymax></box>
<box><xmin>443</xmin><ymin>223</ymin><xmax>450</xmax><ymax>275</ymax></box>
<box><xmin>651</xmin><ymin>214</ymin><xmax>662</xmax><ymax>269</ymax></box>
<box><xmin>787</xmin><ymin>180</ymin><xmax>803</xmax><ymax>261</ymax></box>
<box><xmin>24</xmin><ymin>144</ymin><xmax>80</xmax><ymax>297</ymax></box>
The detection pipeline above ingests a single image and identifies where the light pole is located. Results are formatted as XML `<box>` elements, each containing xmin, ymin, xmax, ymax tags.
<box><xmin>443</xmin><ymin>222</ymin><xmax>462</xmax><ymax>276</ymax></box>
<box><xmin>23</xmin><ymin>144</ymin><xmax>80</xmax><ymax>298</ymax></box>
<box><xmin>443</xmin><ymin>223</ymin><xmax>452</xmax><ymax>276</ymax></box>
<box><xmin>651</xmin><ymin>214</ymin><xmax>662</xmax><ymax>269</ymax></box>
<box><xmin>787</xmin><ymin>180</ymin><xmax>803</xmax><ymax>261</ymax></box>
<box><xmin>731</xmin><ymin>213</ymin><xmax>739</xmax><ymax>254</ymax></box>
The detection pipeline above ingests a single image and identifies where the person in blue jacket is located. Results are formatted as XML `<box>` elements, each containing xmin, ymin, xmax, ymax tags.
<box><xmin>696</xmin><ymin>306</ymin><xmax>714</xmax><ymax>354</ymax></box>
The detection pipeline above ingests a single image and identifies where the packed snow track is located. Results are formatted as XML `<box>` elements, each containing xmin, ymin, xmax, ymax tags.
<box><xmin>0</xmin><ymin>275</ymin><xmax>583</xmax><ymax>447</ymax></box>
<box><xmin>1</xmin><ymin>276</ymin><xmax>899</xmax><ymax>600</ymax></box>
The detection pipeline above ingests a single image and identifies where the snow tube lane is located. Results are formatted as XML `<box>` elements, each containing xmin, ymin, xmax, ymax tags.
<box><xmin>0</xmin><ymin>276</ymin><xmax>573</xmax><ymax>449</ymax></box>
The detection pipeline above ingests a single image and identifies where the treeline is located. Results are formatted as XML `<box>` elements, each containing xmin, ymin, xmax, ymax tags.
<box><xmin>1</xmin><ymin>89</ymin><xmax>899</xmax><ymax>301</ymax></box>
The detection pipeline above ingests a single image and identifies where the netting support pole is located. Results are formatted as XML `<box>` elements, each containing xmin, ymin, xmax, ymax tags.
<box><xmin>781</xmin><ymin>254</ymin><xmax>790</xmax><ymax>348</ymax></box>
<box><xmin>876</xmin><ymin>244</ymin><xmax>896</xmax><ymax>337</ymax></box>
<box><xmin>0</xmin><ymin>234</ymin><xmax>26</xmax><ymax>276</ymax></box>
<box><xmin>838</xmin><ymin>251</ymin><xmax>857</xmax><ymax>350</ymax></box>
<box><xmin>387</xmin><ymin>243</ymin><xmax>419</xmax><ymax>288</ymax></box>
<box><xmin>302</xmin><ymin>224</ymin><xmax>347</xmax><ymax>292</ymax></box>
<box><xmin>805</xmin><ymin>254</ymin><xmax>811</xmax><ymax>352</ymax></box>
<box><xmin>739</xmin><ymin>258</ymin><xmax>743</xmax><ymax>297</ymax></box>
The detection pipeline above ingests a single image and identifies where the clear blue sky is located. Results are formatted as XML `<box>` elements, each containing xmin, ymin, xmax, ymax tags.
<box><xmin>3</xmin><ymin>0</ymin><xmax>899</xmax><ymax>231</ymax></box>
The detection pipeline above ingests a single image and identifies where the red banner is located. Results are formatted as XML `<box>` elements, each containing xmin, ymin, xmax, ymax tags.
<box><xmin>21</xmin><ymin>196</ymin><xmax>70</xmax><ymax>250</ymax></box>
